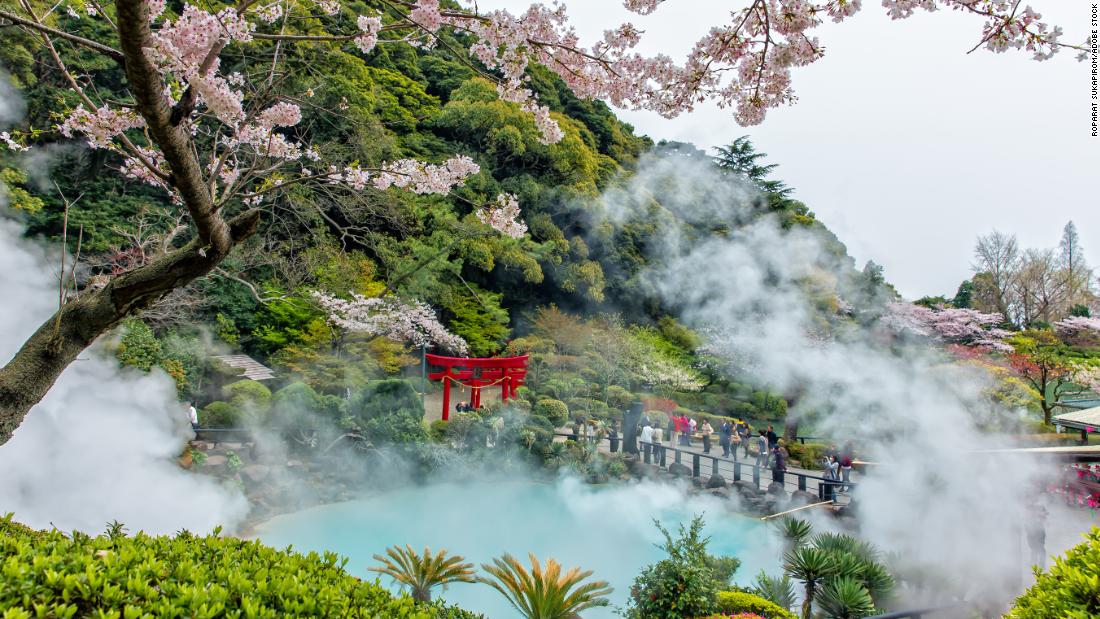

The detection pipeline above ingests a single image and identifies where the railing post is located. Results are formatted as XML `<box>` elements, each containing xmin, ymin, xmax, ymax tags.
<box><xmin>692</xmin><ymin>454</ymin><xmax>700</xmax><ymax>478</ymax></box>
<box><xmin>711</xmin><ymin>458</ymin><xmax>719</xmax><ymax>477</ymax></box>
<box><xmin>734</xmin><ymin>462</ymin><xmax>742</xmax><ymax>482</ymax></box>
<box><xmin>752</xmin><ymin>463</ymin><xmax>760</xmax><ymax>488</ymax></box>
<box><xmin>659</xmin><ymin>446</ymin><xmax>666</xmax><ymax>467</ymax></box>
<box><xmin>675</xmin><ymin>449</ymin><xmax>682</xmax><ymax>464</ymax></box>
<box><xmin>798</xmin><ymin>474</ymin><xmax>807</xmax><ymax>492</ymax></box>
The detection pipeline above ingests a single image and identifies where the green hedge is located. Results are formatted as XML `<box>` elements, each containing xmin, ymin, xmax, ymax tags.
<box><xmin>714</xmin><ymin>591</ymin><xmax>796</xmax><ymax>619</ymax></box>
<box><xmin>1007</xmin><ymin>527</ymin><xmax>1100</xmax><ymax>618</ymax></box>
<box><xmin>785</xmin><ymin>442</ymin><xmax>829</xmax><ymax>468</ymax></box>
<box><xmin>0</xmin><ymin>515</ymin><xmax>480</xmax><ymax>619</ymax></box>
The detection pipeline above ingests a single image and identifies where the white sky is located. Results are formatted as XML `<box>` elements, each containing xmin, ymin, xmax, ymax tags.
<box><xmin>479</xmin><ymin>1</ymin><xmax>1099</xmax><ymax>299</ymax></box>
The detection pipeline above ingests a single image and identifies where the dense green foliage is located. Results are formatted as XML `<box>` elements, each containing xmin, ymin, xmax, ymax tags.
<box><xmin>625</xmin><ymin>516</ymin><xmax>740</xmax><ymax>619</ymax></box>
<box><xmin>1008</xmin><ymin>528</ymin><xmax>1100</xmax><ymax>619</ymax></box>
<box><xmin>0</xmin><ymin>515</ymin><xmax>479</xmax><ymax>618</ymax></box>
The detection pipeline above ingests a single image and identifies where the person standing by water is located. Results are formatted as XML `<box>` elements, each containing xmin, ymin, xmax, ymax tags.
<box><xmin>667</xmin><ymin>415</ymin><xmax>678</xmax><ymax>446</ymax></box>
<box><xmin>771</xmin><ymin>443</ymin><xmax>787</xmax><ymax>484</ymax></box>
<box><xmin>719</xmin><ymin>419</ymin><xmax>732</xmax><ymax>457</ymax></box>
<box><xmin>701</xmin><ymin>419</ymin><xmax>714</xmax><ymax>454</ymax></box>
<box><xmin>755</xmin><ymin>429</ymin><xmax>768</xmax><ymax>471</ymax></box>
<box><xmin>652</xmin><ymin>424</ymin><xmax>664</xmax><ymax>461</ymax></box>
<box><xmin>739</xmin><ymin>422</ymin><xmax>752</xmax><ymax>458</ymax></box>
<box><xmin>822</xmin><ymin>455</ymin><xmax>841</xmax><ymax>501</ymax></box>
<box><xmin>1026</xmin><ymin>502</ymin><xmax>1048</xmax><ymax>567</ymax></box>
<box><xmin>730</xmin><ymin>425</ymin><xmax>742</xmax><ymax>461</ymax></box>
<box><xmin>766</xmin><ymin>425</ymin><xmax>778</xmax><ymax>455</ymax></box>
<box><xmin>609</xmin><ymin>421</ymin><xmax>621</xmax><ymax>453</ymax></box>
<box><xmin>839</xmin><ymin>442</ymin><xmax>854</xmax><ymax>490</ymax></box>
<box><xmin>186</xmin><ymin>402</ymin><xmax>199</xmax><ymax>430</ymax></box>
<box><xmin>686</xmin><ymin>416</ymin><xmax>697</xmax><ymax>446</ymax></box>
<box><xmin>640</xmin><ymin>421</ymin><xmax>654</xmax><ymax>458</ymax></box>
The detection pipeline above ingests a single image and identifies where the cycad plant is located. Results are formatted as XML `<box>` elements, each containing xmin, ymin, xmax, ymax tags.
<box><xmin>479</xmin><ymin>553</ymin><xmax>613</xmax><ymax>619</ymax></box>
<box><xmin>369</xmin><ymin>545</ymin><xmax>476</xmax><ymax>602</ymax></box>
<box><xmin>816</xmin><ymin>576</ymin><xmax>877</xmax><ymax>618</ymax></box>
<box><xmin>777</xmin><ymin>517</ymin><xmax>813</xmax><ymax>553</ymax></box>
<box><xmin>783</xmin><ymin>546</ymin><xmax>837</xmax><ymax>619</ymax></box>
<box><xmin>751</xmin><ymin>570</ymin><xmax>797</xmax><ymax>611</ymax></box>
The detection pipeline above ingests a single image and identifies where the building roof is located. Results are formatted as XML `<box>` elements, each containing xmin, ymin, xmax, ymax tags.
<box><xmin>212</xmin><ymin>354</ymin><xmax>276</xmax><ymax>381</ymax></box>
<box><xmin>1053</xmin><ymin>406</ymin><xmax>1100</xmax><ymax>432</ymax></box>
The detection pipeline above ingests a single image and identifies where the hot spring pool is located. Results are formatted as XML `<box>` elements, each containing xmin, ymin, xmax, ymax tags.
<box><xmin>255</xmin><ymin>478</ymin><xmax>778</xmax><ymax>618</ymax></box>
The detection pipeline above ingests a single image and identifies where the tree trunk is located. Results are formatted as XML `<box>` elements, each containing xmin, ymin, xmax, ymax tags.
<box><xmin>801</xmin><ymin>583</ymin><xmax>814</xmax><ymax>619</ymax></box>
<box><xmin>0</xmin><ymin>210</ymin><xmax>259</xmax><ymax>446</ymax></box>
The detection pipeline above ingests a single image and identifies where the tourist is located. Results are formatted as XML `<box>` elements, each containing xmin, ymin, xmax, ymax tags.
<box><xmin>186</xmin><ymin>402</ymin><xmax>199</xmax><ymax>430</ymax></box>
<box><xmin>719</xmin><ymin>419</ymin><xmax>733</xmax><ymax>457</ymax></box>
<box><xmin>652</xmin><ymin>424</ymin><xmax>664</xmax><ymax>461</ymax></box>
<box><xmin>823</xmin><ymin>455</ymin><xmax>841</xmax><ymax>501</ymax></box>
<box><xmin>667</xmin><ymin>415</ymin><xmax>678</xmax><ymax>446</ymax></box>
<box><xmin>739</xmin><ymin>422</ymin><xmax>752</xmax><ymax>458</ymax></box>
<box><xmin>839</xmin><ymin>442</ymin><xmax>854</xmax><ymax>490</ymax></box>
<box><xmin>766</xmin><ymin>425</ymin><xmax>778</xmax><ymax>454</ymax></box>
<box><xmin>771</xmin><ymin>443</ymin><xmax>787</xmax><ymax>484</ymax></box>
<box><xmin>700</xmin><ymin>419</ymin><xmax>714</xmax><ymax>453</ymax></box>
<box><xmin>1026</xmin><ymin>502</ymin><xmax>1048</xmax><ymax>567</ymax></box>
<box><xmin>687</xmin><ymin>416</ymin><xmax>697</xmax><ymax>446</ymax></box>
<box><xmin>639</xmin><ymin>421</ymin><xmax>654</xmax><ymax>458</ymax></box>
<box><xmin>730</xmin><ymin>426</ymin><xmax>741</xmax><ymax>461</ymax></box>
<box><xmin>755</xmin><ymin>429</ymin><xmax>768</xmax><ymax>470</ymax></box>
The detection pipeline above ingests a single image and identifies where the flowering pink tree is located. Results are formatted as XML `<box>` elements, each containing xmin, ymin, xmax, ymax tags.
<box><xmin>882</xmin><ymin>302</ymin><xmax>1013</xmax><ymax>351</ymax></box>
<box><xmin>314</xmin><ymin>292</ymin><xmax>469</xmax><ymax>356</ymax></box>
<box><xmin>0</xmin><ymin>0</ymin><xmax>1079</xmax><ymax>444</ymax></box>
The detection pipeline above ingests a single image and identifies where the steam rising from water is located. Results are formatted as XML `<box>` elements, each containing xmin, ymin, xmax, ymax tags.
<box><xmin>0</xmin><ymin>218</ymin><xmax>248</xmax><ymax>534</ymax></box>
<box><xmin>602</xmin><ymin>152</ymin><xmax>1092</xmax><ymax>607</ymax></box>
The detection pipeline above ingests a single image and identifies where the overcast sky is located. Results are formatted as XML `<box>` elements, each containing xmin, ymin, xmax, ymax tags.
<box><xmin>480</xmin><ymin>1</ymin><xmax>1098</xmax><ymax>299</ymax></box>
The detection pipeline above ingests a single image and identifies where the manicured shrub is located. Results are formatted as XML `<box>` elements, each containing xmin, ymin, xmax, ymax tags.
<box><xmin>0</xmin><ymin>515</ymin><xmax>481</xmax><ymax>618</ymax></box>
<box><xmin>605</xmin><ymin>385</ymin><xmax>633</xmax><ymax>409</ymax></box>
<box><xmin>714</xmin><ymin>591</ymin><xmax>796</xmax><ymax>619</ymax></box>
<box><xmin>200</xmin><ymin>401</ymin><xmax>241</xmax><ymax>428</ymax></box>
<box><xmin>1007</xmin><ymin>527</ymin><xmax>1100</xmax><ymax>618</ymax></box>
<box><xmin>786</xmin><ymin>442</ymin><xmax>828</xmax><ymax>468</ymax></box>
<box><xmin>223</xmin><ymin>379</ymin><xmax>273</xmax><ymax>422</ymax></box>
<box><xmin>533</xmin><ymin>399</ymin><xmax>569</xmax><ymax>427</ymax></box>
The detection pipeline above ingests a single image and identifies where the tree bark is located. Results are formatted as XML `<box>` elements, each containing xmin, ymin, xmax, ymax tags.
<box><xmin>0</xmin><ymin>211</ymin><xmax>259</xmax><ymax>446</ymax></box>
<box><xmin>0</xmin><ymin>0</ymin><xmax>261</xmax><ymax>445</ymax></box>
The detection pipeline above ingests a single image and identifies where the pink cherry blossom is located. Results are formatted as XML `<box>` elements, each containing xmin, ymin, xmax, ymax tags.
<box><xmin>883</xmin><ymin>302</ymin><xmax>1011</xmax><ymax>352</ymax></box>
<box><xmin>355</xmin><ymin>15</ymin><xmax>382</xmax><ymax>54</ymax></box>
<box><xmin>0</xmin><ymin>131</ymin><xmax>27</xmax><ymax>152</ymax></box>
<box><xmin>314</xmin><ymin>292</ymin><xmax>469</xmax><ymax>355</ymax></box>
<box><xmin>477</xmin><ymin>193</ymin><xmax>527</xmax><ymax>238</ymax></box>
<box><xmin>58</xmin><ymin>104</ymin><xmax>145</xmax><ymax>149</ymax></box>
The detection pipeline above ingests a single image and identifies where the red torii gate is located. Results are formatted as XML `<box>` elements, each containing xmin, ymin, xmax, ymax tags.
<box><xmin>426</xmin><ymin>353</ymin><xmax>529</xmax><ymax>421</ymax></box>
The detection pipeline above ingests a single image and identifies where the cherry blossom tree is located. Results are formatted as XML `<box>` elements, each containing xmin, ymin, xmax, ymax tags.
<box><xmin>313</xmin><ymin>292</ymin><xmax>468</xmax><ymax>356</ymax></box>
<box><xmin>0</xmin><ymin>0</ymin><xmax>1081</xmax><ymax>444</ymax></box>
<box><xmin>882</xmin><ymin>302</ymin><xmax>1012</xmax><ymax>351</ymax></box>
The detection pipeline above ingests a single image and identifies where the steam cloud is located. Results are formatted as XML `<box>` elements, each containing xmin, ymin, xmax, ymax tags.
<box><xmin>598</xmin><ymin>152</ymin><xmax>1093</xmax><ymax>608</ymax></box>
<box><xmin>0</xmin><ymin>73</ymin><xmax>247</xmax><ymax>533</ymax></box>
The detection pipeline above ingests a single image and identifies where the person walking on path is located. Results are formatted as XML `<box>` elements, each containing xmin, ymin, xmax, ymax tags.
<box><xmin>701</xmin><ymin>420</ymin><xmax>714</xmax><ymax>454</ymax></box>
<box><xmin>719</xmin><ymin>420</ymin><xmax>732</xmax><ymax>457</ymax></box>
<box><xmin>755</xmin><ymin>429</ymin><xmax>768</xmax><ymax>471</ymax></box>
<box><xmin>766</xmin><ymin>425</ymin><xmax>779</xmax><ymax>453</ymax></box>
<box><xmin>652</xmin><ymin>425</ymin><xmax>664</xmax><ymax>461</ymax></box>
<box><xmin>687</xmin><ymin>416</ymin><xmax>697</xmax><ymax>446</ymax></box>
<box><xmin>730</xmin><ymin>425</ymin><xmax>741</xmax><ymax>461</ymax></box>
<box><xmin>739</xmin><ymin>422</ymin><xmax>752</xmax><ymax>458</ymax></box>
<box><xmin>668</xmin><ymin>415</ymin><xmax>678</xmax><ymax>446</ymax></box>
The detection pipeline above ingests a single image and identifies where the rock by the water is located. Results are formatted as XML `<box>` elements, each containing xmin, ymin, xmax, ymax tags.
<box><xmin>668</xmin><ymin>462</ymin><xmax>692</xmax><ymax>477</ymax></box>
<box><xmin>705</xmin><ymin>474</ymin><xmax>727</xmax><ymax>489</ymax></box>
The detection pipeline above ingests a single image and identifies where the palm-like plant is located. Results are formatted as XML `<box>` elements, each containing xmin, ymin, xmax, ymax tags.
<box><xmin>479</xmin><ymin>553</ymin><xmax>613</xmax><ymax>619</ymax></box>
<box><xmin>784</xmin><ymin>546</ymin><xmax>837</xmax><ymax>619</ymax></box>
<box><xmin>370</xmin><ymin>545</ymin><xmax>476</xmax><ymax>602</ymax></box>
<box><xmin>752</xmin><ymin>570</ymin><xmax>797</xmax><ymax>610</ymax></box>
<box><xmin>777</xmin><ymin>517</ymin><xmax>813</xmax><ymax>552</ymax></box>
<box><xmin>816</xmin><ymin>576</ymin><xmax>876</xmax><ymax>618</ymax></box>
